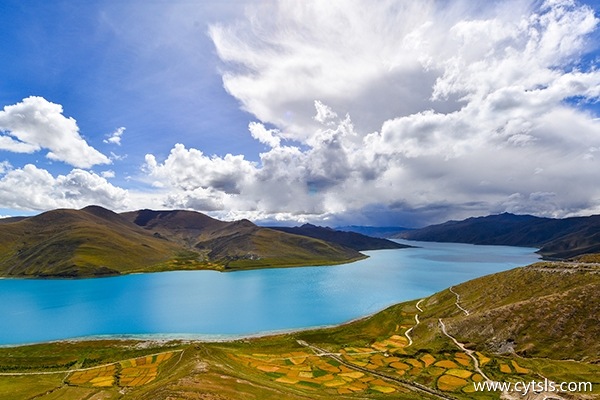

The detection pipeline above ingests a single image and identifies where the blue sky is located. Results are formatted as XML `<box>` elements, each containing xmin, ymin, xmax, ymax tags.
<box><xmin>1</xmin><ymin>0</ymin><xmax>600</xmax><ymax>227</ymax></box>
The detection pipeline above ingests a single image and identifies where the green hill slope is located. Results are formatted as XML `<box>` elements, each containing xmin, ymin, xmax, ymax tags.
<box><xmin>0</xmin><ymin>206</ymin><xmax>366</xmax><ymax>277</ymax></box>
<box><xmin>423</xmin><ymin>262</ymin><xmax>600</xmax><ymax>361</ymax></box>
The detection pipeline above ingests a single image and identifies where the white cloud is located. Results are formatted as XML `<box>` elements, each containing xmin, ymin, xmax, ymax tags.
<box><xmin>248</xmin><ymin>122</ymin><xmax>281</xmax><ymax>148</ymax></box>
<box><xmin>101</xmin><ymin>170</ymin><xmax>116</xmax><ymax>178</ymax></box>
<box><xmin>110</xmin><ymin>151</ymin><xmax>127</xmax><ymax>161</ymax></box>
<box><xmin>0</xmin><ymin>96</ymin><xmax>111</xmax><ymax>168</ymax></box>
<box><xmin>141</xmin><ymin>0</ymin><xmax>600</xmax><ymax>225</ymax></box>
<box><xmin>0</xmin><ymin>165</ymin><xmax>128</xmax><ymax>211</ymax></box>
<box><xmin>104</xmin><ymin>127</ymin><xmax>126</xmax><ymax>146</ymax></box>
<box><xmin>144</xmin><ymin>143</ymin><xmax>256</xmax><ymax>194</ymax></box>
<box><xmin>313</xmin><ymin>100</ymin><xmax>338</xmax><ymax>125</ymax></box>
<box><xmin>0</xmin><ymin>161</ymin><xmax>11</xmax><ymax>174</ymax></box>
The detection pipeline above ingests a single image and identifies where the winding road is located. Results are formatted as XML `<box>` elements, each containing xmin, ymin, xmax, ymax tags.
<box><xmin>449</xmin><ymin>286</ymin><xmax>470</xmax><ymax>316</ymax></box>
<box><xmin>404</xmin><ymin>298</ymin><xmax>425</xmax><ymax>347</ymax></box>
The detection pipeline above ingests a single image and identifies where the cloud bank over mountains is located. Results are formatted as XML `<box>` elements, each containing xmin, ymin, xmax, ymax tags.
<box><xmin>146</xmin><ymin>0</ymin><xmax>600</xmax><ymax>225</ymax></box>
<box><xmin>2</xmin><ymin>0</ymin><xmax>600</xmax><ymax>226</ymax></box>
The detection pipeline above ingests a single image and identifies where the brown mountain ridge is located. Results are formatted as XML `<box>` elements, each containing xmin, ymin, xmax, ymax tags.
<box><xmin>0</xmin><ymin>206</ymin><xmax>368</xmax><ymax>278</ymax></box>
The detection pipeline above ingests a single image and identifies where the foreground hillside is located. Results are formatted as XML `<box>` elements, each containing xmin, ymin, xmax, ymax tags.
<box><xmin>1</xmin><ymin>261</ymin><xmax>597</xmax><ymax>399</ymax></box>
<box><xmin>0</xmin><ymin>206</ymin><xmax>364</xmax><ymax>278</ymax></box>
<box><xmin>398</xmin><ymin>212</ymin><xmax>600</xmax><ymax>260</ymax></box>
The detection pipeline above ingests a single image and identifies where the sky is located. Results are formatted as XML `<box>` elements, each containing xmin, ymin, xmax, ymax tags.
<box><xmin>1</xmin><ymin>0</ymin><xmax>600</xmax><ymax>227</ymax></box>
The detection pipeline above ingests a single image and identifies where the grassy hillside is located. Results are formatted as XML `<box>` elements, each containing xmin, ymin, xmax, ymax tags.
<box><xmin>433</xmin><ymin>262</ymin><xmax>600</xmax><ymax>361</ymax></box>
<box><xmin>0</xmin><ymin>206</ymin><xmax>366</xmax><ymax>277</ymax></box>
<box><xmin>0</xmin><ymin>206</ymin><xmax>183</xmax><ymax>277</ymax></box>
<box><xmin>1</xmin><ymin>261</ymin><xmax>597</xmax><ymax>399</ymax></box>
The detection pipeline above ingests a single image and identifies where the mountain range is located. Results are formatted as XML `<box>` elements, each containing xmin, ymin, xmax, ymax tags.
<box><xmin>0</xmin><ymin>206</ymin><xmax>401</xmax><ymax>278</ymax></box>
<box><xmin>334</xmin><ymin>225</ymin><xmax>409</xmax><ymax>238</ymax></box>
<box><xmin>397</xmin><ymin>212</ymin><xmax>600</xmax><ymax>259</ymax></box>
<box><xmin>6</xmin><ymin>206</ymin><xmax>600</xmax><ymax>278</ymax></box>
<box><xmin>269</xmin><ymin>223</ymin><xmax>411</xmax><ymax>251</ymax></box>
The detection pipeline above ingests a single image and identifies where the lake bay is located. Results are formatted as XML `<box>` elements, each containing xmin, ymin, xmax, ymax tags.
<box><xmin>0</xmin><ymin>241</ymin><xmax>539</xmax><ymax>346</ymax></box>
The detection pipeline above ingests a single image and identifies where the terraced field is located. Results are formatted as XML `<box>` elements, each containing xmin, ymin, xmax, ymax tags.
<box><xmin>66</xmin><ymin>351</ymin><xmax>177</xmax><ymax>388</ymax></box>
<box><xmin>228</xmin><ymin>307</ymin><xmax>539</xmax><ymax>398</ymax></box>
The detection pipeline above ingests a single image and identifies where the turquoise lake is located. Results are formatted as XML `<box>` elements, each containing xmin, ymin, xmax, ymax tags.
<box><xmin>0</xmin><ymin>241</ymin><xmax>539</xmax><ymax>346</ymax></box>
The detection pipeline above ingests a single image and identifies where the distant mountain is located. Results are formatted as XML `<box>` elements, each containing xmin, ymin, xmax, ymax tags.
<box><xmin>0</xmin><ymin>206</ymin><xmax>365</xmax><ymax>278</ymax></box>
<box><xmin>270</xmin><ymin>224</ymin><xmax>411</xmax><ymax>251</ymax></box>
<box><xmin>334</xmin><ymin>225</ymin><xmax>410</xmax><ymax>238</ymax></box>
<box><xmin>397</xmin><ymin>212</ymin><xmax>600</xmax><ymax>259</ymax></box>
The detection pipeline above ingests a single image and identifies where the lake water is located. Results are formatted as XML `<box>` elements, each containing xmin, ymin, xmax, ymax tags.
<box><xmin>0</xmin><ymin>241</ymin><xmax>539</xmax><ymax>346</ymax></box>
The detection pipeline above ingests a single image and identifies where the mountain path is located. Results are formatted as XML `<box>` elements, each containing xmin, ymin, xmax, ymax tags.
<box><xmin>441</xmin><ymin>288</ymin><xmax>568</xmax><ymax>400</ymax></box>
<box><xmin>449</xmin><ymin>286</ymin><xmax>470</xmax><ymax>316</ymax></box>
<box><xmin>404</xmin><ymin>298</ymin><xmax>425</xmax><ymax>347</ymax></box>
<box><xmin>438</xmin><ymin>318</ymin><xmax>491</xmax><ymax>382</ymax></box>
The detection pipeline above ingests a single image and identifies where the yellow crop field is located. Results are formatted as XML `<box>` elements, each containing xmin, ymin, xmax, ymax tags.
<box><xmin>405</xmin><ymin>358</ymin><xmax>423</xmax><ymax>368</ymax></box>
<box><xmin>434</xmin><ymin>359</ymin><xmax>460</xmax><ymax>369</ymax></box>
<box><xmin>67</xmin><ymin>365</ymin><xmax>116</xmax><ymax>387</ymax></box>
<box><xmin>437</xmin><ymin>374</ymin><xmax>468</xmax><ymax>391</ymax></box>
<box><xmin>445</xmin><ymin>368</ymin><xmax>472</xmax><ymax>379</ymax></box>
<box><xmin>427</xmin><ymin>366</ymin><xmax>445</xmax><ymax>376</ymax></box>
<box><xmin>499</xmin><ymin>363</ymin><xmax>512</xmax><ymax>373</ymax></box>
<box><xmin>371</xmin><ymin>385</ymin><xmax>396</xmax><ymax>393</ymax></box>
<box><xmin>340</xmin><ymin>371</ymin><xmax>364</xmax><ymax>379</ymax></box>
<box><xmin>120</xmin><ymin>353</ymin><xmax>175</xmax><ymax>387</ymax></box>
<box><xmin>66</xmin><ymin>351</ymin><xmax>176</xmax><ymax>388</ymax></box>
<box><xmin>227</xmin><ymin>334</ymin><xmax>539</xmax><ymax>399</ymax></box>
<box><xmin>389</xmin><ymin>361</ymin><xmax>411</xmax><ymax>370</ymax></box>
<box><xmin>454</xmin><ymin>353</ymin><xmax>471</xmax><ymax>366</ymax></box>
<box><xmin>511</xmin><ymin>360</ymin><xmax>530</xmax><ymax>374</ymax></box>
<box><xmin>421</xmin><ymin>353</ymin><xmax>436</xmax><ymax>367</ymax></box>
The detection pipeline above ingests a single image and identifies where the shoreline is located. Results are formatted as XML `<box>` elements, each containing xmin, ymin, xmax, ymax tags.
<box><xmin>0</xmin><ymin>243</ymin><xmax>539</xmax><ymax>348</ymax></box>
<box><xmin>0</xmin><ymin>254</ymin><xmax>370</xmax><ymax>281</ymax></box>
<box><xmin>0</xmin><ymin>298</ymin><xmax>418</xmax><ymax>349</ymax></box>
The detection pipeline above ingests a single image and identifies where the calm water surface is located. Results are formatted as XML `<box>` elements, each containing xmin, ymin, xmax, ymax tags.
<box><xmin>0</xmin><ymin>241</ymin><xmax>539</xmax><ymax>345</ymax></box>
